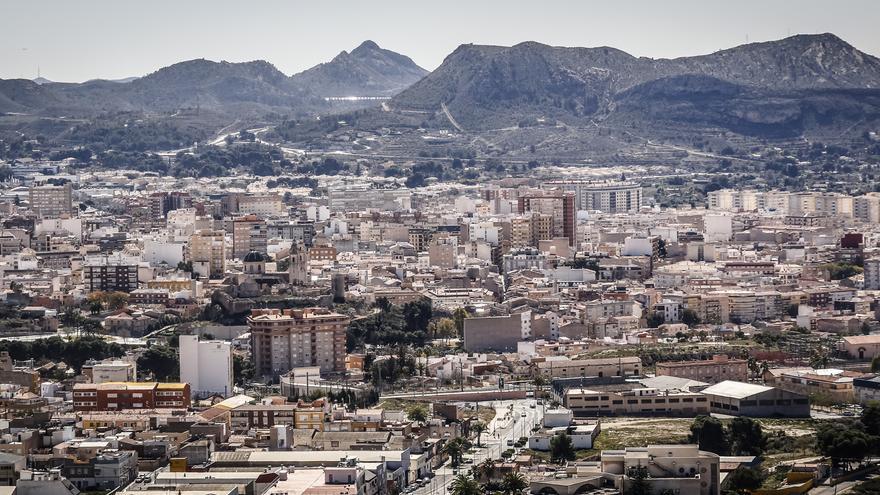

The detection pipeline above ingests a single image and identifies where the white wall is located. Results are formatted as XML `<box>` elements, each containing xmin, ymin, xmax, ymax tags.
<box><xmin>180</xmin><ymin>335</ymin><xmax>234</xmax><ymax>398</ymax></box>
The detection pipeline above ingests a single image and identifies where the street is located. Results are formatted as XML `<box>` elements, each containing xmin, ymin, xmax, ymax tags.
<box><xmin>415</xmin><ymin>399</ymin><xmax>545</xmax><ymax>495</ymax></box>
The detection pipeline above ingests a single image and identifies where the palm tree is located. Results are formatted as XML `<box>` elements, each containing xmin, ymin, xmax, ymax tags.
<box><xmin>449</xmin><ymin>474</ymin><xmax>481</xmax><ymax>495</ymax></box>
<box><xmin>501</xmin><ymin>472</ymin><xmax>529</xmax><ymax>495</ymax></box>
<box><xmin>474</xmin><ymin>459</ymin><xmax>495</xmax><ymax>482</ymax></box>
<box><xmin>533</xmin><ymin>374</ymin><xmax>547</xmax><ymax>398</ymax></box>
<box><xmin>445</xmin><ymin>437</ymin><xmax>468</xmax><ymax>467</ymax></box>
<box><xmin>471</xmin><ymin>421</ymin><xmax>486</xmax><ymax>447</ymax></box>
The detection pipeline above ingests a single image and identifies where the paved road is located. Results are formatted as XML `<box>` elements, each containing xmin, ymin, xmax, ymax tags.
<box><xmin>413</xmin><ymin>399</ymin><xmax>545</xmax><ymax>495</ymax></box>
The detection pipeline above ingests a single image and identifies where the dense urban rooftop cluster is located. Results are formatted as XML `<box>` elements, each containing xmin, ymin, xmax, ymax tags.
<box><xmin>2</xmin><ymin>153</ymin><xmax>880</xmax><ymax>495</ymax></box>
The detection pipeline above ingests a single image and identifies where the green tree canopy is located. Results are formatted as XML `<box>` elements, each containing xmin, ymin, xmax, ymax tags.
<box><xmin>137</xmin><ymin>345</ymin><xmax>180</xmax><ymax>381</ymax></box>
<box><xmin>550</xmin><ymin>433</ymin><xmax>575</xmax><ymax>464</ymax></box>
<box><xmin>689</xmin><ymin>415</ymin><xmax>730</xmax><ymax>455</ymax></box>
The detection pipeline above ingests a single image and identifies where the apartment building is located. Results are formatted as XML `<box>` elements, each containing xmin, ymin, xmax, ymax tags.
<box><xmin>179</xmin><ymin>335</ymin><xmax>233</xmax><ymax>398</ymax></box>
<box><xmin>232</xmin><ymin>214</ymin><xmax>267</xmax><ymax>259</ymax></box>
<box><xmin>517</xmin><ymin>192</ymin><xmax>576</xmax><ymax>246</ymax></box>
<box><xmin>462</xmin><ymin>311</ymin><xmax>531</xmax><ymax>352</ymax></box>
<box><xmin>248</xmin><ymin>307</ymin><xmax>350</xmax><ymax>377</ymax></box>
<box><xmin>237</xmin><ymin>194</ymin><xmax>285</xmax><ymax>217</ymax></box>
<box><xmin>656</xmin><ymin>355</ymin><xmax>748</xmax><ymax>384</ymax></box>
<box><xmin>581</xmin><ymin>299</ymin><xmax>637</xmax><ymax>321</ymax></box>
<box><xmin>29</xmin><ymin>183</ymin><xmax>73</xmax><ymax>218</ymax></box>
<box><xmin>72</xmin><ymin>382</ymin><xmax>191</xmax><ymax>411</ymax></box>
<box><xmin>545</xmin><ymin>180</ymin><xmax>642</xmax><ymax>213</ymax></box>
<box><xmin>82</xmin><ymin>253</ymin><xmax>140</xmax><ymax>292</ymax></box>
<box><xmin>150</xmin><ymin>191</ymin><xmax>192</xmax><ymax>218</ymax></box>
<box><xmin>230</xmin><ymin>404</ymin><xmax>297</xmax><ymax>431</ymax></box>
<box><xmin>82</xmin><ymin>360</ymin><xmax>137</xmax><ymax>384</ymax></box>
<box><xmin>189</xmin><ymin>229</ymin><xmax>226</xmax><ymax>279</ymax></box>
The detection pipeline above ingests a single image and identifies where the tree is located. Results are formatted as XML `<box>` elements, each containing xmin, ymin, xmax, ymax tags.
<box><xmin>626</xmin><ymin>465</ymin><xmax>651</xmax><ymax>495</ymax></box>
<box><xmin>816</xmin><ymin>422</ymin><xmax>872</xmax><ymax>470</ymax></box>
<box><xmin>689</xmin><ymin>415</ymin><xmax>729</xmax><ymax>455</ymax></box>
<box><xmin>232</xmin><ymin>353</ymin><xmax>254</xmax><ymax>386</ymax></box>
<box><xmin>449</xmin><ymin>475</ymin><xmax>481</xmax><ymax>495</ymax></box>
<box><xmin>728</xmin><ymin>418</ymin><xmax>766</xmax><ymax>456</ymax></box>
<box><xmin>403</xmin><ymin>298</ymin><xmax>432</xmax><ymax>333</ymax></box>
<box><xmin>471</xmin><ymin>422</ymin><xmax>486</xmax><ymax>447</ymax></box>
<box><xmin>550</xmin><ymin>433</ymin><xmax>575</xmax><ymax>464</ymax></box>
<box><xmin>860</xmin><ymin>401</ymin><xmax>880</xmax><ymax>436</ymax></box>
<box><xmin>452</xmin><ymin>308</ymin><xmax>468</xmax><ymax>336</ymax></box>
<box><xmin>137</xmin><ymin>345</ymin><xmax>180</xmax><ymax>381</ymax></box>
<box><xmin>871</xmin><ymin>356</ymin><xmax>880</xmax><ymax>373</ymax></box>
<box><xmin>647</xmin><ymin>313</ymin><xmax>665</xmax><ymax>328</ymax></box>
<box><xmin>445</xmin><ymin>437</ymin><xmax>469</xmax><ymax>467</ymax></box>
<box><xmin>501</xmin><ymin>472</ymin><xmax>528</xmax><ymax>495</ymax></box>
<box><xmin>407</xmin><ymin>404</ymin><xmax>429</xmax><ymax>425</ymax></box>
<box><xmin>724</xmin><ymin>467</ymin><xmax>764</xmax><ymax>493</ymax></box>
<box><xmin>89</xmin><ymin>300</ymin><xmax>103</xmax><ymax>315</ymax></box>
<box><xmin>681</xmin><ymin>309</ymin><xmax>700</xmax><ymax>327</ymax></box>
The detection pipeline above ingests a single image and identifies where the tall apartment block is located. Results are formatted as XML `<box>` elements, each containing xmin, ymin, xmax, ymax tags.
<box><xmin>232</xmin><ymin>214</ymin><xmax>267</xmax><ymax>259</ymax></box>
<box><xmin>517</xmin><ymin>192</ymin><xmax>576</xmax><ymax>246</ymax></box>
<box><xmin>29</xmin><ymin>183</ymin><xmax>73</xmax><ymax>218</ymax></box>
<box><xmin>82</xmin><ymin>253</ymin><xmax>140</xmax><ymax>292</ymax></box>
<box><xmin>247</xmin><ymin>307</ymin><xmax>350</xmax><ymax>377</ymax></box>
<box><xmin>545</xmin><ymin>180</ymin><xmax>641</xmax><ymax>213</ymax></box>
<box><xmin>189</xmin><ymin>229</ymin><xmax>226</xmax><ymax>278</ymax></box>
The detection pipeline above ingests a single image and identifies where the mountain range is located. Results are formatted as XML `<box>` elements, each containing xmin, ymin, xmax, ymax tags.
<box><xmin>2</xmin><ymin>34</ymin><xmax>880</xmax><ymax>143</ymax></box>
<box><xmin>0</xmin><ymin>41</ymin><xmax>428</xmax><ymax>116</ymax></box>
<box><xmin>389</xmin><ymin>33</ymin><xmax>880</xmax><ymax>138</ymax></box>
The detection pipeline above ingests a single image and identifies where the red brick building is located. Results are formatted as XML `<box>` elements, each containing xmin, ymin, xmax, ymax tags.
<box><xmin>73</xmin><ymin>382</ymin><xmax>191</xmax><ymax>411</ymax></box>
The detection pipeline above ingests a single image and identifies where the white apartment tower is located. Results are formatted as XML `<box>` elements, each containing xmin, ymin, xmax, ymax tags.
<box><xmin>179</xmin><ymin>335</ymin><xmax>234</xmax><ymax>398</ymax></box>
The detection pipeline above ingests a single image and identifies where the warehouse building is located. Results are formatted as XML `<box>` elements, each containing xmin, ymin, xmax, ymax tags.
<box><xmin>700</xmin><ymin>380</ymin><xmax>809</xmax><ymax>417</ymax></box>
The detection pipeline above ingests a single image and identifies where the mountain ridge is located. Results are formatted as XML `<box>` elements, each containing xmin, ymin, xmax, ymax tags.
<box><xmin>388</xmin><ymin>33</ymin><xmax>880</xmax><ymax>137</ymax></box>
<box><xmin>0</xmin><ymin>41</ymin><xmax>427</xmax><ymax>116</ymax></box>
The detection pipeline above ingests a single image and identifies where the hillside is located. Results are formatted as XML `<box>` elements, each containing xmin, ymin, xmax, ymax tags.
<box><xmin>389</xmin><ymin>34</ymin><xmax>880</xmax><ymax>138</ymax></box>
<box><xmin>290</xmin><ymin>40</ymin><xmax>428</xmax><ymax>97</ymax></box>
<box><xmin>0</xmin><ymin>41</ymin><xmax>426</xmax><ymax>118</ymax></box>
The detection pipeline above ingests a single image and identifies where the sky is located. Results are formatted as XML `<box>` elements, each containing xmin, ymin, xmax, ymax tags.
<box><xmin>2</xmin><ymin>0</ymin><xmax>879</xmax><ymax>82</ymax></box>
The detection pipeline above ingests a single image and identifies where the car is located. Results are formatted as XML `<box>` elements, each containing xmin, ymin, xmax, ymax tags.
<box><xmin>530</xmin><ymin>403</ymin><xmax>536</xmax><ymax>409</ymax></box>
<box><xmin>507</xmin><ymin>439</ymin><xmax>514</xmax><ymax>446</ymax></box>
<box><xmin>521</xmin><ymin>412</ymin><xmax>527</xmax><ymax>417</ymax></box>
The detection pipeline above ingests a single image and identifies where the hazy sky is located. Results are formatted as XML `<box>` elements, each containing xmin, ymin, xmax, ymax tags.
<box><xmin>2</xmin><ymin>0</ymin><xmax>879</xmax><ymax>82</ymax></box>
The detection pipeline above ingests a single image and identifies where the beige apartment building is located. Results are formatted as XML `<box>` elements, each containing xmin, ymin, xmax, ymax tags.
<box><xmin>564</xmin><ymin>388</ymin><xmax>709</xmax><ymax>417</ymax></box>
<box><xmin>189</xmin><ymin>229</ymin><xmax>226</xmax><ymax>278</ymax></box>
<box><xmin>232</xmin><ymin>214</ymin><xmax>267</xmax><ymax>259</ymax></box>
<box><xmin>656</xmin><ymin>355</ymin><xmax>748</xmax><ymax>384</ymax></box>
<box><xmin>536</xmin><ymin>356</ymin><xmax>641</xmax><ymax>379</ymax></box>
<box><xmin>248</xmin><ymin>308</ymin><xmax>349</xmax><ymax>377</ymax></box>
<box><xmin>29</xmin><ymin>183</ymin><xmax>73</xmax><ymax>218</ymax></box>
